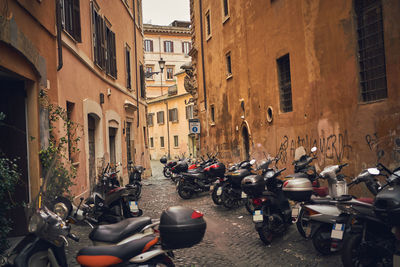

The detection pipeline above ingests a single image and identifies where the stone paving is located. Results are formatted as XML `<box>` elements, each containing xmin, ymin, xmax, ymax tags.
<box><xmin>66</xmin><ymin>160</ymin><xmax>341</xmax><ymax>266</ymax></box>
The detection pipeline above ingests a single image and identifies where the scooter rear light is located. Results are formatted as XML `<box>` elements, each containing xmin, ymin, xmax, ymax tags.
<box><xmin>253</xmin><ymin>198</ymin><xmax>262</xmax><ymax>206</ymax></box>
<box><xmin>305</xmin><ymin>207</ymin><xmax>320</xmax><ymax>216</ymax></box>
<box><xmin>191</xmin><ymin>210</ymin><xmax>204</xmax><ymax>219</ymax></box>
<box><xmin>219</xmin><ymin>178</ymin><xmax>225</xmax><ymax>182</ymax></box>
<box><xmin>283</xmin><ymin>181</ymin><xmax>289</xmax><ymax>188</ymax></box>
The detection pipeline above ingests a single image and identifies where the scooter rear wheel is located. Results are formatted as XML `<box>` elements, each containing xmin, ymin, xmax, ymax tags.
<box><xmin>312</xmin><ymin>224</ymin><xmax>334</xmax><ymax>255</ymax></box>
<box><xmin>257</xmin><ymin>223</ymin><xmax>273</xmax><ymax>245</ymax></box>
<box><xmin>296</xmin><ymin>208</ymin><xmax>310</xmax><ymax>238</ymax></box>
<box><xmin>245</xmin><ymin>197</ymin><xmax>255</xmax><ymax>215</ymax></box>
<box><xmin>177</xmin><ymin>184</ymin><xmax>194</xmax><ymax>199</ymax></box>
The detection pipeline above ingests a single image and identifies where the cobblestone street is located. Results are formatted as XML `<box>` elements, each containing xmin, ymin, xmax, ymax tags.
<box><xmin>66</xmin><ymin>161</ymin><xmax>341</xmax><ymax>266</ymax></box>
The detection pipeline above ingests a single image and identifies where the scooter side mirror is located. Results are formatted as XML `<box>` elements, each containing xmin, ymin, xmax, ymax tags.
<box><xmin>368</xmin><ymin>167</ymin><xmax>380</xmax><ymax>175</ymax></box>
<box><xmin>311</xmin><ymin>147</ymin><xmax>317</xmax><ymax>153</ymax></box>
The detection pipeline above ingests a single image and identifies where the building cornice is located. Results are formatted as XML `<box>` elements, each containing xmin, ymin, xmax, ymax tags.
<box><xmin>144</xmin><ymin>24</ymin><xmax>191</xmax><ymax>36</ymax></box>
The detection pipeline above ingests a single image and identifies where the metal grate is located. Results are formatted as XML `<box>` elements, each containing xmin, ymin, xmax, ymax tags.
<box><xmin>277</xmin><ymin>54</ymin><xmax>293</xmax><ymax>113</ymax></box>
<box><xmin>355</xmin><ymin>0</ymin><xmax>387</xmax><ymax>102</ymax></box>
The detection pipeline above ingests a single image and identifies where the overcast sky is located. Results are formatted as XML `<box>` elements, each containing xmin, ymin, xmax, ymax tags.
<box><xmin>142</xmin><ymin>0</ymin><xmax>190</xmax><ymax>25</ymax></box>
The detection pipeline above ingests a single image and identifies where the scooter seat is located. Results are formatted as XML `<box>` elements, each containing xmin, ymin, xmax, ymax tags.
<box><xmin>89</xmin><ymin>217</ymin><xmax>152</xmax><ymax>243</ymax></box>
<box><xmin>77</xmin><ymin>235</ymin><xmax>158</xmax><ymax>267</ymax></box>
<box><xmin>313</xmin><ymin>186</ymin><xmax>329</xmax><ymax>197</ymax></box>
<box><xmin>357</xmin><ymin>197</ymin><xmax>374</xmax><ymax>204</ymax></box>
<box><xmin>181</xmin><ymin>172</ymin><xmax>204</xmax><ymax>179</ymax></box>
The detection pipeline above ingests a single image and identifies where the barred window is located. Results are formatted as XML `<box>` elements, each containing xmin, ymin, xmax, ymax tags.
<box><xmin>277</xmin><ymin>54</ymin><xmax>293</xmax><ymax>113</ymax></box>
<box><xmin>355</xmin><ymin>0</ymin><xmax>387</xmax><ymax>102</ymax></box>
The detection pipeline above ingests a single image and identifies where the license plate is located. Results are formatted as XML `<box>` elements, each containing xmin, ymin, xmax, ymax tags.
<box><xmin>253</xmin><ymin>210</ymin><xmax>263</xmax><ymax>222</ymax></box>
<box><xmin>331</xmin><ymin>223</ymin><xmax>345</xmax><ymax>239</ymax></box>
<box><xmin>241</xmin><ymin>191</ymin><xmax>247</xmax><ymax>198</ymax></box>
<box><xmin>210</xmin><ymin>185</ymin><xmax>214</xmax><ymax>191</ymax></box>
<box><xmin>217</xmin><ymin>187</ymin><xmax>222</xmax><ymax>196</ymax></box>
<box><xmin>129</xmin><ymin>201</ymin><xmax>139</xmax><ymax>212</ymax></box>
<box><xmin>292</xmin><ymin>207</ymin><xmax>299</xmax><ymax>218</ymax></box>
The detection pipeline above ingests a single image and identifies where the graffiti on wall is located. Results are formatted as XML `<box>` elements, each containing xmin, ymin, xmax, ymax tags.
<box><xmin>365</xmin><ymin>131</ymin><xmax>400</xmax><ymax>163</ymax></box>
<box><xmin>277</xmin><ymin>130</ymin><xmax>353</xmax><ymax>164</ymax></box>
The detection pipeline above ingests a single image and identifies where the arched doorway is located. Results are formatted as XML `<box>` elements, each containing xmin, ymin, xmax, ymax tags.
<box><xmin>242</xmin><ymin>126</ymin><xmax>250</xmax><ymax>161</ymax></box>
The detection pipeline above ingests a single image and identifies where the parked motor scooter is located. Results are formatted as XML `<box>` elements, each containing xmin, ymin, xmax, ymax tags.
<box><xmin>241</xmin><ymin>165</ymin><xmax>287</xmax><ymax>245</ymax></box>
<box><xmin>128</xmin><ymin>161</ymin><xmax>145</xmax><ymax>199</ymax></box>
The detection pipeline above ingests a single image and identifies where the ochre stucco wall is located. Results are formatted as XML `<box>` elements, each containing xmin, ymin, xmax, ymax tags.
<box><xmin>192</xmin><ymin>0</ymin><xmax>400</xmax><ymax>196</ymax></box>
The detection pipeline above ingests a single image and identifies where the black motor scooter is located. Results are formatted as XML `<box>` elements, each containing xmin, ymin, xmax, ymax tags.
<box><xmin>242</xmin><ymin>165</ymin><xmax>288</xmax><ymax>245</ymax></box>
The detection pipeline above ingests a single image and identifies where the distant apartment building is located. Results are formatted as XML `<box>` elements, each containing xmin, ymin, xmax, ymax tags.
<box><xmin>144</xmin><ymin>21</ymin><xmax>196</xmax><ymax>160</ymax></box>
<box><xmin>0</xmin><ymin>0</ymin><xmax>150</xmax><ymax>235</ymax></box>
<box><xmin>189</xmin><ymin>0</ymin><xmax>400</xmax><ymax>192</ymax></box>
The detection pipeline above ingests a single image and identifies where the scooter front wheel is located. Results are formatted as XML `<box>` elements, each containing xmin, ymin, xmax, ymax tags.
<box><xmin>163</xmin><ymin>168</ymin><xmax>171</xmax><ymax>178</ymax></box>
<box><xmin>211</xmin><ymin>184</ymin><xmax>223</xmax><ymax>205</ymax></box>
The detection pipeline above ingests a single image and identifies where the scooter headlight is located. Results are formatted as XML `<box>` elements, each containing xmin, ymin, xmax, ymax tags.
<box><xmin>28</xmin><ymin>213</ymin><xmax>45</xmax><ymax>233</ymax></box>
<box><xmin>265</xmin><ymin>170</ymin><xmax>275</xmax><ymax>179</ymax></box>
<box><xmin>53</xmin><ymin>202</ymin><xmax>69</xmax><ymax>220</ymax></box>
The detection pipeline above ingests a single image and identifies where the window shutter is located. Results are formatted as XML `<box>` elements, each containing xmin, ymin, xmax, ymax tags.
<box><xmin>100</xmin><ymin>18</ymin><xmax>106</xmax><ymax>69</ymax></box>
<box><xmin>163</xmin><ymin>41</ymin><xmax>166</xmax><ymax>52</ymax></box>
<box><xmin>112</xmin><ymin>31</ymin><xmax>117</xmax><ymax>78</ymax></box>
<box><xmin>171</xmin><ymin>41</ymin><xmax>174</xmax><ymax>53</ymax></box>
<box><xmin>72</xmin><ymin>0</ymin><xmax>81</xmax><ymax>42</ymax></box>
<box><xmin>92</xmin><ymin>6</ymin><xmax>98</xmax><ymax>64</ymax></box>
<box><xmin>150</xmin><ymin>40</ymin><xmax>153</xmax><ymax>52</ymax></box>
<box><xmin>182</xmin><ymin>42</ymin><xmax>184</xmax><ymax>53</ymax></box>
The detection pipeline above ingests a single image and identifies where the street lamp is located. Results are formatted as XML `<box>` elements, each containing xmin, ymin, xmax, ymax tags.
<box><xmin>157</xmin><ymin>58</ymin><xmax>170</xmax><ymax>159</ymax></box>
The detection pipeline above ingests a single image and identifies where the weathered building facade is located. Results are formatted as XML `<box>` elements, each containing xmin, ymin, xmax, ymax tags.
<box><xmin>0</xmin><ymin>0</ymin><xmax>150</xmax><ymax>235</ymax></box>
<box><xmin>189</xmin><ymin>0</ymin><xmax>400</xmax><ymax>193</ymax></box>
<box><xmin>144</xmin><ymin>21</ymin><xmax>196</xmax><ymax>160</ymax></box>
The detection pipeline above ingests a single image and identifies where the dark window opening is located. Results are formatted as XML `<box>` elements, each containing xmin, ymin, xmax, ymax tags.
<box><xmin>140</xmin><ymin>64</ymin><xmax>146</xmax><ymax>98</ymax></box>
<box><xmin>126</xmin><ymin>122</ymin><xmax>132</xmax><ymax>163</ymax></box>
<box><xmin>126</xmin><ymin>47</ymin><xmax>131</xmax><ymax>89</ymax></box>
<box><xmin>147</xmin><ymin>113</ymin><xmax>154</xmax><ymax>126</ymax></box>
<box><xmin>206</xmin><ymin>12</ymin><xmax>211</xmax><ymax>37</ymax></box>
<box><xmin>226</xmin><ymin>52</ymin><xmax>232</xmax><ymax>76</ymax></box>
<box><xmin>168</xmin><ymin>108</ymin><xmax>178</xmax><ymax>122</ymax></box>
<box><xmin>143</xmin><ymin>126</ymin><xmax>148</xmax><ymax>148</ymax></box>
<box><xmin>210</xmin><ymin>105</ymin><xmax>215</xmax><ymax>122</ymax></box>
<box><xmin>62</xmin><ymin>0</ymin><xmax>81</xmax><ymax>42</ymax></box>
<box><xmin>277</xmin><ymin>54</ymin><xmax>293</xmax><ymax>113</ymax></box>
<box><xmin>150</xmin><ymin>137</ymin><xmax>154</xmax><ymax>148</ymax></box>
<box><xmin>92</xmin><ymin>5</ymin><xmax>117</xmax><ymax>78</ymax></box>
<box><xmin>160</xmin><ymin>136</ymin><xmax>165</xmax><ymax>148</ymax></box>
<box><xmin>157</xmin><ymin>111</ymin><xmax>164</xmax><ymax>124</ymax></box>
<box><xmin>223</xmin><ymin>0</ymin><xmax>229</xmax><ymax>17</ymax></box>
<box><xmin>174</xmin><ymin>135</ymin><xmax>179</xmax><ymax>147</ymax></box>
<box><xmin>66</xmin><ymin>101</ymin><xmax>75</xmax><ymax>160</ymax></box>
<box><xmin>355</xmin><ymin>0</ymin><xmax>387</xmax><ymax>102</ymax></box>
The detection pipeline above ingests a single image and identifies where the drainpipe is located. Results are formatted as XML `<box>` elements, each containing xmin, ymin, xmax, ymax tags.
<box><xmin>56</xmin><ymin>0</ymin><xmax>63</xmax><ymax>71</ymax></box>
<box><xmin>199</xmin><ymin>0</ymin><xmax>207</xmax><ymax>109</ymax></box>
<box><xmin>133</xmin><ymin>4</ymin><xmax>139</xmax><ymax>127</ymax></box>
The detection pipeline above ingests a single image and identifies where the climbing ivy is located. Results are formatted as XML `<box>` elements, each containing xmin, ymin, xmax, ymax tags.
<box><xmin>0</xmin><ymin>113</ymin><xmax>20</xmax><ymax>254</ymax></box>
<box><xmin>39</xmin><ymin>91</ymin><xmax>81</xmax><ymax>205</ymax></box>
